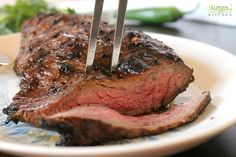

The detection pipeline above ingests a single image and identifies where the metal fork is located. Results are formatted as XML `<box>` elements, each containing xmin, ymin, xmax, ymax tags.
<box><xmin>0</xmin><ymin>51</ymin><xmax>12</xmax><ymax>66</ymax></box>
<box><xmin>85</xmin><ymin>0</ymin><xmax>128</xmax><ymax>73</ymax></box>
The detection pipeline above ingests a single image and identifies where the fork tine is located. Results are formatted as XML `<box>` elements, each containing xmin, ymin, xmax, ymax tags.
<box><xmin>111</xmin><ymin>0</ymin><xmax>128</xmax><ymax>72</ymax></box>
<box><xmin>85</xmin><ymin>0</ymin><xmax>104</xmax><ymax>73</ymax></box>
<box><xmin>0</xmin><ymin>51</ymin><xmax>12</xmax><ymax>66</ymax></box>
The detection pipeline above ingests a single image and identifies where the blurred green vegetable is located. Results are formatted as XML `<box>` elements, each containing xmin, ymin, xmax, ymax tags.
<box><xmin>126</xmin><ymin>7</ymin><xmax>184</xmax><ymax>24</ymax></box>
<box><xmin>0</xmin><ymin>0</ymin><xmax>75</xmax><ymax>35</ymax></box>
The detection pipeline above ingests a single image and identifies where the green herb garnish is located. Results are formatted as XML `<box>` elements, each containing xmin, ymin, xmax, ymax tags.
<box><xmin>0</xmin><ymin>0</ymin><xmax>75</xmax><ymax>35</ymax></box>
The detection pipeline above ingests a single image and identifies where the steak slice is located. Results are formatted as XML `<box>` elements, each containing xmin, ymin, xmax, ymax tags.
<box><xmin>41</xmin><ymin>91</ymin><xmax>211</xmax><ymax>146</ymax></box>
<box><xmin>3</xmin><ymin>14</ymin><xmax>194</xmax><ymax>127</ymax></box>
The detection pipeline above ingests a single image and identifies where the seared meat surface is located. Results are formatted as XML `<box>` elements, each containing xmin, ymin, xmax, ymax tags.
<box><xmin>3</xmin><ymin>14</ymin><xmax>194</xmax><ymax>127</ymax></box>
<box><xmin>2</xmin><ymin>14</ymin><xmax>210</xmax><ymax>146</ymax></box>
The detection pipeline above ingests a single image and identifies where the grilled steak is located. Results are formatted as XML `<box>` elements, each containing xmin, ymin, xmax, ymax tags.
<box><xmin>41</xmin><ymin>92</ymin><xmax>211</xmax><ymax>146</ymax></box>
<box><xmin>3</xmin><ymin>14</ymin><xmax>194</xmax><ymax>127</ymax></box>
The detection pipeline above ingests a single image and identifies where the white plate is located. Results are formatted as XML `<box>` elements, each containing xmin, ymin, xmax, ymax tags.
<box><xmin>0</xmin><ymin>33</ymin><xmax>235</xmax><ymax>157</ymax></box>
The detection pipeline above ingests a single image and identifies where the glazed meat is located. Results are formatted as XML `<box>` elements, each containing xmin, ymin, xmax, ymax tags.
<box><xmin>41</xmin><ymin>92</ymin><xmax>211</xmax><ymax>146</ymax></box>
<box><xmin>3</xmin><ymin>14</ymin><xmax>194</xmax><ymax>127</ymax></box>
<box><xmin>2</xmin><ymin>14</ymin><xmax>211</xmax><ymax>146</ymax></box>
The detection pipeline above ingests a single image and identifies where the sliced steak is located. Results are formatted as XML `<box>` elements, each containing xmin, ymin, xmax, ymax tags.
<box><xmin>41</xmin><ymin>91</ymin><xmax>211</xmax><ymax>146</ymax></box>
<box><xmin>3</xmin><ymin>14</ymin><xmax>194</xmax><ymax>127</ymax></box>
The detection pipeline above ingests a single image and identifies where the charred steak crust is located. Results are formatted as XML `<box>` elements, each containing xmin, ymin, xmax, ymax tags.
<box><xmin>40</xmin><ymin>92</ymin><xmax>211</xmax><ymax>146</ymax></box>
<box><xmin>3</xmin><ymin>14</ymin><xmax>194</xmax><ymax>127</ymax></box>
